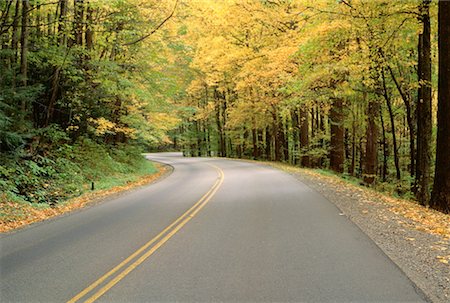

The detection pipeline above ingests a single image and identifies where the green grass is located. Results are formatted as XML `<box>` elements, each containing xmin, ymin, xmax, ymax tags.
<box><xmin>93</xmin><ymin>159</ymin><xmax>157</xmax><ymax>190</ymax></box>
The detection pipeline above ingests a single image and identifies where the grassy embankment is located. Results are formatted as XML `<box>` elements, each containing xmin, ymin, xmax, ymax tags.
<box><xmin>0</xmin><ymin>138</ymin><xmax>166</xmax><ymax>232</ymax></box>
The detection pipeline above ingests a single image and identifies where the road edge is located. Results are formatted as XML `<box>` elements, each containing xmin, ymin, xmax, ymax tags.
<box><xmin>0</xmin><ymin>160</ymin><xmax>174</xmax><ymax>237</ymax></box>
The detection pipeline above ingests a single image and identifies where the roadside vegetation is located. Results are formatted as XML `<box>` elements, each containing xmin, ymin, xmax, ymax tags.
<box><xmin>0</xmin><ymin>145</ymin><xmax>166</xmax><ymax>232</ymax></box>
<box><xmin>1</xmin><ymin>0</ymin><xmax>449</xmax><ymax>231</ymax></box>
<box><xmin>0</xmin><ymin>0</ymin><xmax>185</xmax><ymax>227</ymax></box>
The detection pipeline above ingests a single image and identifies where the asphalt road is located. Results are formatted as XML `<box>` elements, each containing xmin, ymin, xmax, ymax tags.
<box><xmin>1</xmin><ymin>153</ymin><xmax>427</xmax><ymax>302</ymax></box>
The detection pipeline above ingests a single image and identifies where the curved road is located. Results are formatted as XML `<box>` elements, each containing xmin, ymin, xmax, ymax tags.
<box><xmin>1</xmin><ymin>153</ymin><xmax>427</xmax><ymax>302</ymax></box>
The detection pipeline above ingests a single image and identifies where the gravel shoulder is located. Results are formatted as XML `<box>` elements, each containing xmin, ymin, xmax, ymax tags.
<box><xmin>267</xmin><ymin>163</ymin><xmax>450</xmax><ymax>303</ymax></box>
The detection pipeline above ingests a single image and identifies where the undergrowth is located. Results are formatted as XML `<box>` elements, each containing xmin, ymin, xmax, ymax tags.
<box><xmin>0</xmin><ymin>125</ymin><xmax>156</xmax><ymax>206</ymax></box>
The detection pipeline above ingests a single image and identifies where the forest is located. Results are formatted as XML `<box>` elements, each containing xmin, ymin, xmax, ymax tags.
<box><xmin>0</xmin><ymin>0</ymin><xmax>449</xmax><ymax>214</ymax></box>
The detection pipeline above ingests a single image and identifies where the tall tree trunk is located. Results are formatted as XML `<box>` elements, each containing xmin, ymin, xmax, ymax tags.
<box><xmin>386</xmin><ymin>63</ymin><xmax>415</xmax><ymax>179</ymax></box>
<box><xmin>329</xmin><ymin>98</ymin><xmax>345</xmax><ymax>173</ymax></box>
<box><xmin>196</xmin><ymin>120</ymin><xmax>202</xmax><ymax>157</ymax></box>
<box><xmin>47</xmin><ymin>12</ymin><xmax>53</xmax><ymax>37</ymax></box>
<box><xmin>299</xmin><ymin>107</ymin><xmax>310</xmax><ymax>167</ymax></box>
<box><xmin>19</xmin><ymin>0</ymin><xmax>29</xmax><ymax>114</ymax></box>
<box><xmin>85</xmin><ymin>3</ymin><xmax>93</xmax><ymax>51</ymax></box>
<box><xmin>222</xmin><ymin>94</ymin><xmax>228</xmax><ymax>157</ymax></box>
<box><xmin>58</xmin><ymin>0</ymin><xmax>68</xmax><ymax>45</ymax></box>
<box><xmin>207</xmin><ymin>125</ymin><xmax>211</xmax><ymax>157</ymax></box>
<box><xmin>416</xmin><ymin>0</ymin><xmax>432</xmax><ymax>205</ymax></box>
<box><xmin>380</xmin><ymin>107</ymin><xmax>388</xmax><ymax>182</ymax></box>
<box><xmin>382</xmin><ymin>68</ymin><xmax>401</xmax><ymax>180</ymax></box>
<box><xmin>364</xmin><ymin>97</ymin><xmax>380</xmax><ymax>185</ymax></box>
<box><xmin>215</xmin><ymin>89</ymin><xmax>225</xmax><ymax>157</ymax></box>
<box><xmin>74</xmin><ymin>0</ymin><xmax>84</xmax><ymax>46</ymax></box>
<box><xmin>35</xmin><ymin>1</ymin><xmax>42</xmax><ymax>39</ymax></box>
<box><xmin>349</xmin><ymin>109</ymin><xmax>356</xmax><ymax>176</ymax></box>
<box><xmin>11</xmin><ymin>0</ymin><xmax>19</xmax><ymax>67</ymax></box>
<box><xmin>265</xmin><ymin>126</ymin><xmax>272</xmax><ymax>160</ymax></box>
<box><xmin>273</xmin><ymin>110</ymin><xmax>281</xmax><ymax>162</ymax></box>
<box><xmin>252</xmin><ymin>127</ymin><xmax>258</xmax><ymax>159</ymax></box>
<box><xmin>19</xmin><ymin>0</ymin><xmax>28</xmax><ymax>87</ymax></box>
<box><xmin>282</xmin><ymin>117</ymin><xmax>289</xmax><ymax>161</ymax></box>
<box><xmin>430</xmin><ymin>0</ymin><xmax>450</xmax><ymax>214</ymax></box>
<box><xmin>310</xmin><ymin>107</ymin><xmax>315</xmax><ymax>138</ymax></box>
<box><xmin>46</xmin><ymin>0</ymin><xmax>68</xmax><ymax>126</ymax></box>
<box><xmin>291</xmin><ymin>108</ymin><xmax>300</xmax><ymax>164</ymax></box>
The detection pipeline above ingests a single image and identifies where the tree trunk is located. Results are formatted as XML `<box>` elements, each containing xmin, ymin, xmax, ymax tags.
<box><xmin>382</xmin><ymin>68</ymin><xmax>401</xmax><ymax>180</ymax></box>
<box><xmin>58</xmin><ymin>0</ymin><xmax>68</xmax><ymax>45</ymax></box>
<box><xmin>329</xmin><ymin>98</ymin><xmax>345</xmax><ymax>173</ymax></box>
<box><xmin>380</xmin><ymin>107</ymin><xmax>388</xmax><ymax>182</ymax></box>
<box><xmin>282</xmin><ymin>117</ymin><xmax>289</xmax><ymax>162</ymax></box>
<box><xmin>74</xmin><ymin>0</ymin><xmax>84</xmax><ymax>46</ymax></box>
<box><xmin>215</xmin><ymin>90</ymin><xmax>225</xmax><ymax>157</ymax></box>
<box><xmin>265</xmin><ymin>126</ymin><xmax>272</xmax><ymax>160</ymax></box>
<box><xmin>364</xmin><ymin>97</ymin><xmax>379</xmax><ymax>185</ymax></box>
<box><xmin>85</xmin><ymin>3</ymin><xmax>93</xmax><ymax>50</ymax></box>
<box><xmin>430</xmin><ymin>0</ymin><xmax>450</xmax><ymax>214</ymax></box>
<box><xmin>252</xmin><ymin>127</ymin><xmax>258</xmax><ymax>159</ymax></box>
<box><xmin>299</xmin><ymin>107</ymin><xmax>310</xmax><ymax>167</ymax></box>
<box><xmin>291</xmin><ymin>108</ymin><xmax>300</xmax><ymax>164</ymax></box>
<box><xmin>47</xmin><ymin>12</ymin><xmax>53</xmax><ymax>37</ymax></box>
<box><xmin>35</xmin><ymin>1</ymin><xmax>42</xmax><ymax>39</ymax></box>
<box><xmin>19</xmin><ymin>0</ymin><xmax>29</xmax><ymax>87</ymax></box>
<box><xmin>416</xmin><ymin>0</ymin><xmax>433</xmax><ymax>205</ymax></box>
<box><xmin>273</xmin><ymin>110</ymin><xmax>281</xmax><ymax>162</ymax></box>
<box><xmin>11</xmin><ymin>0</ymin><xmax>19</xmax><ymax>67</ymax></box>
<box><xmin>349</xmin><ymin>110</ymin><xmax>356</xmax><ymax>176</ymax></box>
<box><xmin>386</xmin><ymin>63</ymin><xmax>415</xmax><ymax>179</ymax></box>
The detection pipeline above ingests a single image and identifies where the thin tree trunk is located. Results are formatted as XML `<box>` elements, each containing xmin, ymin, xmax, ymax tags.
<box><xmin>85</xmin><ymin>3</ymin><xmax>93</xmax><ymax>51</ymax></box>
<box><xmin>273</xmin><ymin>110</ymin><xmax>281</xmax><ymax>162</ymax></box>
<box><xmin>291</xmin><ymin>108</ymin><xmax>300</xmax><ymax>164</ymax></box>
<box><xmin>74</xmin><ymin>0</ymin><xmax>84</xmax><ymax>46</ymax></box>
<box><xmin>252</xmin><ymin>127</ymin><xmax>258</xmax><ymax>159</ymax></box>
<box><xmin>207</xmin><ymin>125</ymin><xmax>211</xmax><ymax>156</ymax></box>
<box><xmin>382</xmin><ymin>68</ymin><xmax>401</xmax><ymax>180</ymax></box>
<box><xmin>416</xmin><ymin>0</ymin><xmax>432</xmax><ymax>205</ymax></box>
<box><xmin>11</xmin><ymin>0</ymin><xmax>19</xmax><ymax>67</ymax></box>
<box><xmin>380</xmin><ymin>107</ymin><xmax>388</xmax><ymax>182</ymax></box>
<box><xmin>299</xmin><ymin>107</ymin><xmax>310</xmax><ymax>167</ymax></box>
<box><xmin>265</xmin><ymin>126</ymin><xmax>272</xmax><ymax>160</ymax></box>
<box><xmin>329</xmin><ymin>98</ymin><xmax>345</xmax><ymax>173</ymax></box>
<box><xmin>282</xmin><ymin>117</ymin><xmax>289</xmax><ymax>162</ymax></box>
<box><xmin>385</xmin><ymin>61</ymin><xmax>415</xmax><ymax>179</ymax></box>
<box><xmin>46</xmin><ymin>0</ymin><xmax>68</xmax><ymax>126</ymax></box>
<box><xmin>349</xmin><ymin>109</ymin><xmax>356</xmax><ymax>176</ymax></box>
<box><xmin>20</xmin><ymin>0</ymin><xmax>29</xmax><ymax>85</ymax></box>
<box><xmin>430</xmin><ymin>0</ymin><xmax>450</xmax><ymax>214</ymax></box>
<box><xmin>47</xmin><ymin>12</ymin><xmax>53</xmax><ymax>37</ymax></box>
<box><xmin>215</xmin><ymin>90</ymin><xmax>225</xmax><ymax>157</ymax></box>
<box><xmin>19</xmin><ymin>0</ymin><xmax>29</xmax><ymax>112</ymax></box>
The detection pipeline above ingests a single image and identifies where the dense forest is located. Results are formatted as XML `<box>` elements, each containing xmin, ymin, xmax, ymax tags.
<box><xmin>0</xmin><ymin>0</ymin><xmax>449</xmax><ymax>214</ymax></box>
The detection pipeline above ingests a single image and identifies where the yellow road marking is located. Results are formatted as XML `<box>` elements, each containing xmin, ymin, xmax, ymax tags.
<box><xmin>68</xmin><ymin>164</ymin><xmax>224</xmax><ymax>303</ymax></box>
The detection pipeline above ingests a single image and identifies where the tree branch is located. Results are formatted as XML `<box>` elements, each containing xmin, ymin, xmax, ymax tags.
<box><xmin>123</xmin><ymin>0</ymin><xmax>178</xmax><ymax>46</ymax></box>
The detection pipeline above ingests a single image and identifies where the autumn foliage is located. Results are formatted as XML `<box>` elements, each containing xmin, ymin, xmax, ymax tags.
<box><xmin>1</xmin><ymin>0</ymin><xmax>449</xmax><ymax>213</ymax></box>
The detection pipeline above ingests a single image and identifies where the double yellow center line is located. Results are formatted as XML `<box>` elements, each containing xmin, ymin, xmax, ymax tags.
<box><xmin>68</xmin><ymin>164</ymin><xmax>225</xmax><ymax>303</ymax></box>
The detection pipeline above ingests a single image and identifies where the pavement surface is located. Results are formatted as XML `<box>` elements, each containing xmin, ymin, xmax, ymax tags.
<box><xmin>0</xmin><ymin>153</ymin><xmax>428</xmax><ymax>302</ymax></box>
